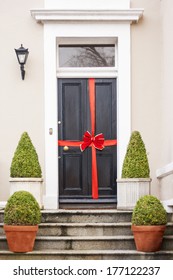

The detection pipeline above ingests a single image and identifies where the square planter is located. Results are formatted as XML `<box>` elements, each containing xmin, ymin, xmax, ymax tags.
<box><xmin>10</xmin><ymin>178</ymin><xmax>43</xmax><ymax>208</ymax></box>
<box><xmin>117</xmin><ymin>178</ymin><xmax>151</xmax><ymax>210</ymax></box>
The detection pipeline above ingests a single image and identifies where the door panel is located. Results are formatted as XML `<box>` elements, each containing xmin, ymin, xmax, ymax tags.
<box><xmin>58</xmin><ymin>79</ymin><xmax>89</xmax><ymax>197</ymax></box>
<box><xmin>97</xmin><ymin>150</ymin><xmax>116</xmax><ymax>194</ymax></box>
<box><xmin>95</xmin><ymin>80</ymin><xmax>116</xmax><ymax>139</ymax></box>
<box><xmin>58</xmin><ymin>78</ymin><xmax>117</xmax><ymax>203</ymax></box>
<box><xmin>60</xmin><ymin>80</ymin><xmax>87</xmax><ymax>140</ymax></box>
<box><xmin>64</xmin><ymin>154</ymin><xmax>82</xmax><ymax>190</ymax></box>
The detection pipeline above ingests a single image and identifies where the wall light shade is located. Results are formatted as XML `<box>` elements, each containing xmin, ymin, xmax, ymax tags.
<box><xmin>15</xmin><ymin>44</ymin><xmax>29</xmax><ymax>80</ymax></box>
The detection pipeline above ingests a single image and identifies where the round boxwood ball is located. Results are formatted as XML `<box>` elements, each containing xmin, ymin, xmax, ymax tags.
<box><xmin>4</xmin><ymin>191</ymin><xmax>41</xmax><ymax>225</ymax></box>
<box><xmin>132</xmin><ymin>195</ymin><xmax>167</xmax><ymax>225</ymax></box>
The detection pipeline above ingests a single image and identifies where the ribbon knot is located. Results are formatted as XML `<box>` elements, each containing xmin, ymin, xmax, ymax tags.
<box><xmin>80</xmin><ymin>131</ymin><xmax>105</xmax><ymax>152</ymax></box>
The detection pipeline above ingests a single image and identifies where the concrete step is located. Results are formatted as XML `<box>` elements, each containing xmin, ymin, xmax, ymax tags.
<box><xmin>1</xmin><ymin>210</ymin><xmax>173</xmax><ymax>223</ymax></box>
<box><xmin>1</xmin><ymin>209</ymin><xmax>173</xmax><ymax>222</ymax></box>
<box><xmin>0</xmin><ymin>222</ymin><xmax>132</xmax><ymax>236</ymax></box>
<box><xmin>1</xmin><ymin>249</ymin><xmax>173</xmax><ymax>260</ymax></box>
<box><xmin>41</xmin><ymin>210</ymin><xmax>133</xmax><ymax>223</ymax></box>
<box><xmin>0</xmin><ymin>209</ymin><xmax>132</xmax><ymax>223</ymax></box>
<box><xmin>38</xmin><ymin>222</ymin><xmax>132</xmax><ymax>236</ymax></box>
<box><xmin>1</xmin><ymin>235</ymin><xmax>173</xmax><ymax>251</ymax></box>
<box><xmin>165</xmin><ymin>222</ymin><xmax>173</xmax><ymax>235</ymax></box>
<box><xmin>1</xmin><ymin>208</ymin><xmax>173</xmax><ymax>260</ymax></box>
<box><xmin>1</xmin><ymin>222</ymin><xmax>173</xmax><ymax>236</ymax></box>
<box><xmin>0</xmin><ymin>235</ymin><xmax>136</xmax><ymax>251</ymax></box>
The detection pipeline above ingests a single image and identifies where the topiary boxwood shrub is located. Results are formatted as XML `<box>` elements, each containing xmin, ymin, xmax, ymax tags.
<box><xmin>132</xmin><ymin>195</ymin><xmax>167</xmax><ymax>225</ymax></box>
<box><xmin>4</xmin><ymin>191</ymin><xmax>41</xmax><ymax>225</ymax></box>
<box><xmin>122</xmin><ymin>131</ymin><xmax>150</xmax><ymax>178</ymax></box>
<box><xmin>10</xmin><ymin>132</ymin><xmax>42</xmax><ymax>178</ymax></box>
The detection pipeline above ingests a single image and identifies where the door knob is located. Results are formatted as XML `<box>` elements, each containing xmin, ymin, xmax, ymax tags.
<box><xmin>63</xmin><ymin>146</ymin><xmax>69</xmax><ymax>151</ymax></box>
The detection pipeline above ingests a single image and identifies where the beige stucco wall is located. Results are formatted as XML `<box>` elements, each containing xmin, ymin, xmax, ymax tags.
<box><xmin>131</xmin><ymin>0</ymin><xmax>162</xmax><ymax>197</ymax></box>
<box><xmin>0</xmin><ymin>0</ymin><xmax>172</xmax><ymax>203</ymax></box>
<box><xmin>131</xmin><ymin>0</ymin><xmax>173</xmax><ymax>201</ymax></box>
<box><xmin>0</xmin><ymin>0</ymin><xmax>44</xmax><ymax>200</ymax></box>
<box><xmin>159</xmin><ymin>0</ymin><xmax>173</xmax><ymax>200</ymax></box>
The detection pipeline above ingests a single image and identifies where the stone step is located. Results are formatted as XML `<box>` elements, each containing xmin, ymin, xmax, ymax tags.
<box><xmin>1</xmin><ymin>210</ymin><xmax>173</xmax><ymax>223</ymax></box>
<box><xmin>38</xmin><ymin>222</ymin><xmax>132</xmax><ymax>236</ymax></box>
<box><xmin>41</xmin><ymin>210</ymin><xmax>133</xmax><ymax>223</ymax></box>
<box><xmin>0</xmin><ymin>210</ymin><xmax>132</xmax><ymax>223</ymax></box>
<box><xmin>1</xmin><ymin>222</ymin><xmax>173</xmax><ymax>236</ymax></box>
<box><xmin>0</xmin><ymin>249</ymin><xmax>173</xmax><ymax>260</ymax></box>
<box><xmin>0</xmin><ymin>235</ymin><xmax>136</xmax><ymax>251</ymax></box>
<box><xmin>0</xmin><ymin>222</ymin><xmax>132</xmax><ymax>236</ymax></box>
<box><xmin>1</xmin><ymin>235</ymin><xmax>173</xmax><ymax>251</ymax></box>
<box><xmin>1</xmin><ymin>207</ymin><xmax>173</xmax><ymax>260</ymax></box>
<box><xmin>165</xmin><ymin>223</ymin><xmax>173</xmax><ymax>235</ymax></box>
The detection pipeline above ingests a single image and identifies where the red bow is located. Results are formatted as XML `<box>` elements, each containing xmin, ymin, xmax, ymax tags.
<box><xmin>80</xmin><ymin>131</ymin><xmax>105</xmax><ymax>152</ymax></box>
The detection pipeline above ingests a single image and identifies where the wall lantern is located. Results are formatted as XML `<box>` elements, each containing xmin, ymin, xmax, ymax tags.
<box><xmin>15</xmin><ymin>44</ymin><xmax>29</xmax><ymax>80</ymax></box>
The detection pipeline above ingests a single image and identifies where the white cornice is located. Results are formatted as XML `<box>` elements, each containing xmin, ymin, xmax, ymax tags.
<box><xmin>31</xmin><ymin>9</ymin><xmax>144</xmax><ymax>24</ymax></box>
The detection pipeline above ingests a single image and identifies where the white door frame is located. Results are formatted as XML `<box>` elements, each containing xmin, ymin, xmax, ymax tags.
<box><xmin>31</xmin><ymin>7</ymin><xmax>143</xmax><ymax>209</ymax></box>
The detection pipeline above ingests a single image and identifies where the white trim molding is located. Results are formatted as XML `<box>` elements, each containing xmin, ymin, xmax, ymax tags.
<box><xmin>156</xmin><ymin>162</ymin><xmax>173</xmax><ymax>212</ymax></box>
<box><xmin>56</xmin><ymin>68</ymin><xmax>118</xmax><ymax>79</ymax></box>
<box><xmin>31</xmin><ymin>9</ymin><xmax>144</xmax><ymax>24</ymax></box>
<box><xmin>156</xmin><ymin>162</ymin><xmax>173</xmax><ymax>179</ymax></box>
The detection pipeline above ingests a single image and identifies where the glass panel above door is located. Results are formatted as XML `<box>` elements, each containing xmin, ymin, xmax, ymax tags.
<box><xmin>59</xmin><ymin>45</ymin><xmax>115</xmax><ymax>67</ymax></box>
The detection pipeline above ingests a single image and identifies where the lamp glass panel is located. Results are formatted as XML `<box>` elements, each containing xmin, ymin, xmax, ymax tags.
<box><xmin>18</xmin><ymin>54</ymin><xmax>26</xmax><ymax>64</ymax></box>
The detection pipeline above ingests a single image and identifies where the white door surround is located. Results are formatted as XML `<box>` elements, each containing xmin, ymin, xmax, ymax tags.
<box><xmin>31</xmin><ymin>1</ymin><xmax>144</xmax><ymax>209</ymax></box>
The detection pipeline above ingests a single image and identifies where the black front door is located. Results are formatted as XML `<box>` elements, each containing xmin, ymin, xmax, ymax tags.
<box><xmin>58</xmin><ymin>78</ymin><xmax>117</xmax><ymax>204</ymax></box>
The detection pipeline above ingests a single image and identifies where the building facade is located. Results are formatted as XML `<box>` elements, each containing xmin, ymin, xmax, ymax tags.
<box><xmin>0</xmin><ymin>0</ymin><xmax>173</xmax><ymax>210</ymax></box>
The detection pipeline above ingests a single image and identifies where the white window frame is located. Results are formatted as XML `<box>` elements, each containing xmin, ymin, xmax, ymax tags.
<box><xmin>56</xmin><ymin>37</ymin><xmax>118</xmax><ymax>78</ymax></box>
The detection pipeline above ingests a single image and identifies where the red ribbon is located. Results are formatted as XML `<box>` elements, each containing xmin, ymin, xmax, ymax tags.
<box><xmin>58</xmin><ymin>78</ymin><xmax>117</xmax><ymax>199</ymax></box>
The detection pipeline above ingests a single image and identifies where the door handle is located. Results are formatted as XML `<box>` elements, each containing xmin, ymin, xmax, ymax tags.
<box><xmin>63</xmin><ymin>146</ymin><xmax>69</xmax><ymax>151</ymax></box>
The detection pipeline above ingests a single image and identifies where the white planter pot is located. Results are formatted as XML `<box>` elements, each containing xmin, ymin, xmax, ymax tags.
<box><xmin>9</xmin><ymin>178</ymin><xmax>43</xmax><ymax>208</ymax></box>
<box><xmin>117</xmin><ymin>178</ymin><xmax>151</xmax><ymax>210</ymax></box>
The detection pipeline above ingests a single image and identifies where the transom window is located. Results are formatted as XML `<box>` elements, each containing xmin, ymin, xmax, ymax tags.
<box><xmin>59</xmin><ymin>45</ymin><xmax>115</xmax><ymax>68</ymax></box>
